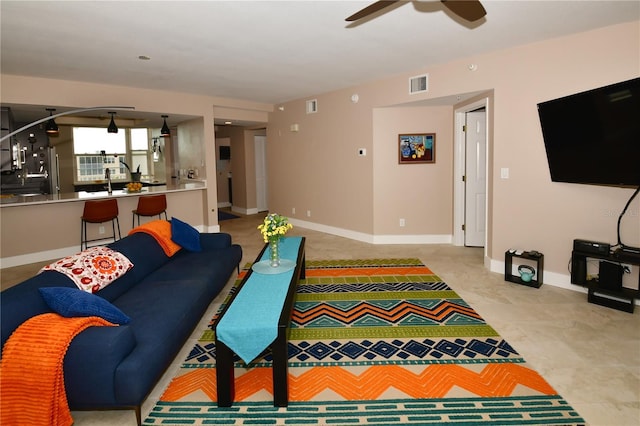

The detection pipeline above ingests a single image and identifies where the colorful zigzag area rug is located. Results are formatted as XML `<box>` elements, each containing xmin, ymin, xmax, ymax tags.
<box><xmin>144</xmin><ymin>259</ymin><xmax>585</xmax><ymax>425</ymax></box>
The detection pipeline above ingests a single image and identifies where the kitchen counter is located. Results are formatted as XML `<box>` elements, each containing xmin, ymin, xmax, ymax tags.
<box><xmin>0</xmin><ymin>180</ymin><xmax>205</xmax><ymax>207</ymax></box>
<box><xmin>73</xmin><ymin>179</ymin><xmax>167</xmax><ymax>192</ymax></box>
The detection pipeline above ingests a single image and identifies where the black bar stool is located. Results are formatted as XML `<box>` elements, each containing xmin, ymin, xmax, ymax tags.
<box><xmin>81</xmin><ymin>198</ymin><xmax>121</xmax><ymax>250</ymax></box>
<box><xmin>132</xmin><ymin>194</ymin><xmax>168</xmax><ymax>227</ymax></box>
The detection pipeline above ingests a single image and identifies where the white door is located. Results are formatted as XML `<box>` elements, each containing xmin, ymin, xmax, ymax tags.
<box><xmin>255</xmin><ymin>135</ymin><xmax>268</xmax><ymax>212</ymax></box>
<box><xmin>464</xmin><ymin>110</ymin><xmax>486</xmax><ymax>247</ymax></box>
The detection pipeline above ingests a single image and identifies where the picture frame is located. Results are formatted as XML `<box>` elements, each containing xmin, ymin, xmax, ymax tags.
<box><xmin>398</xmin><ymin>133</ymin><xmax>435</xmax><ymax>164</ymax></box>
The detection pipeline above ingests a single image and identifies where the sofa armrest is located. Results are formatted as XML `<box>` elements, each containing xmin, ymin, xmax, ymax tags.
<box><xmin>63</xmin><ymin>324</ymin><xmax>137</xmax><ymax>406</ymax></box>
<box><xmin>200</xmin><ymin>232</ymin><xmax>233</xmax><ymax>250</ymax></box>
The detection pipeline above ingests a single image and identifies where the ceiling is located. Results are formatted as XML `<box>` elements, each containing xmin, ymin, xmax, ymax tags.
<box><xmin>1</xmin><ymin>1</ymin><xmax>638</xmax><ymax>125</ymax></box>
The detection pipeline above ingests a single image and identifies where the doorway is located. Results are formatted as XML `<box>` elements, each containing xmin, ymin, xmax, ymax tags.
<box><xmin>453</xmin><ymin>98</ymin><xmax>489</xmax><ymax>250</ymax></box>
<box><xmin>464</xmin><ymin>108</ymin><xmax>486</xmax><ymax>247</ymax></box>
<box><xmin>255</xmin><ymin>135</ymin><xmax>268</xmax><ymax>212</ymax></box>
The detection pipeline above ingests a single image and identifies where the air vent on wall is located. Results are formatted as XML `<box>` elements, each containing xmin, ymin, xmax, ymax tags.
<box><xmin>306</xmin><ymin>99</ymin><xmax>318</xmax><ymax>114</ymax></box>
<box><xmin>409</xmin><ymin>74</ymin><xmax>428</xmax><ymax>94</ymax></box>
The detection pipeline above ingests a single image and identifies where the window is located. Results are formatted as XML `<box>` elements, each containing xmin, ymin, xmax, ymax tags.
<box><xmin>130</xmin><ymin>128</ymin><xmax>149</xmax><ymax>176</ymax></box>
<box><xmin>73</xmin><ymin>127</ymin><xmax>149</xmax><ymax>182</ymax></box>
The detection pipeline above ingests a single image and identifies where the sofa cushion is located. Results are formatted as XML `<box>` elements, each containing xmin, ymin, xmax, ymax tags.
<box><xmin>128</xmin><ymin>220</ymin><xmax>181</xmax><ymax>257</ymax></box>
<box><xmin>39</xmin><ymin>287</ymin><xmax>131</xmax><ymax>325</ymax></box>
<box><xmin>1</xmin><ymin>272</ymin><xmax>77</xmax><ymax>348</ymax></box>
<box><xmin>111</xmin><ymin>278</ymin><xmax>212</xmax><ymax>404</ymax></box>
<box><xmin>99</xmin><ymin>233</ymin><xmax>171</xmax><ymax>302</ymax></box>
<box><xmin>41</xmin><ymin>246</ymin><xmax>133</xmax><ymax>293</ymax></box>
<box><xmin>170</xmin><ymin>217</ymin><xmax>202</xmax><ymax>252</ymax></box>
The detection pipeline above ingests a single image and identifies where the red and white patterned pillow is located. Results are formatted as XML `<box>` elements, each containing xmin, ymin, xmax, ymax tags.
<box><xmin>41</xmin><ymin>246</ymin><xmax>133</xmax><ymax>293</ymax></box>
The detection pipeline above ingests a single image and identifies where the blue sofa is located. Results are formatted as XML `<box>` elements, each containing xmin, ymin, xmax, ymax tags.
<box><xmin>1</xmin><ymin>231</ymin><xmax>242</xmax><ymax>424</ymax></box>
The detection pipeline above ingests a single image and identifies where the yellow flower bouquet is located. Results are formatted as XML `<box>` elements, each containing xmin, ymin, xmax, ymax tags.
<box><xmin>257</xmin><ymin>213</ymin><xmax>293</xmax><ymax>243</ymax></box>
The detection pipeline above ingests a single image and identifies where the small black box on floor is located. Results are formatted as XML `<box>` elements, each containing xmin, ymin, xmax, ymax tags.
<box><xmin>598</xmin><ymin>261</ymin><xmax>623</xmax><ymax>291</ymax></box>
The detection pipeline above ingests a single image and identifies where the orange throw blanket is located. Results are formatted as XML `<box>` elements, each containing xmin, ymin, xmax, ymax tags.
<box><xmin>128</xmin><ymin>219</ymin><xmax>181</xmax><ymax>257</ymax></box>
<box><xmin>0</xmin><ymin>313</ymin><xmax>114</xmax><ymax>426</ymax></box>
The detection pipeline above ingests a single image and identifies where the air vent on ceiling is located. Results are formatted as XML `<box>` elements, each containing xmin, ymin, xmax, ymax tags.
<box><xmin>409</xmin><ymin>74</ymin><xmax>428</xmax><ymax>94</ymax></box>
<box><xmin>306</xmin><ymin>99</ymin><xmax>318</xmax><ymax>114</ymax></box>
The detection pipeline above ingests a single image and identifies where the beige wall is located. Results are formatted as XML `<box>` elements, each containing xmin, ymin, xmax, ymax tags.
<box><xmin>372</xmin><ymin>105</ymin><xmax>453</xmax><ymax>237</ymax></box>
<box><xmin>267</xmin><ymin>89</ymin><xmax>376</xmax><ymax>233</ymax></box>
<box><xmin>1</xmin><ymin>21</ymin><xmax>639</xmax><ymax>288</ymax></box>
<box><xmin>267</xmin><ymin>20</ymin><xmax>640</xmax><ymax>283</ymax></box>
<box><xmin>176</xmin><ymin>118</ymin><xmax>206</xmax><ymax>179</ymax></box>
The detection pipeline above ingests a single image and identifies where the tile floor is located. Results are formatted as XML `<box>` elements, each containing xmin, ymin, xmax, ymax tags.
<box><xmin>2</xmin><ymin>212</ymin><xmax>639</xmax><ymax>425</ymax></box>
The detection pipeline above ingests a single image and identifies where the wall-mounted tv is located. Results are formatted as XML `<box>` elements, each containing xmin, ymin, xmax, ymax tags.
<box><xmin>219</xmin><ymin>145</ymin><xmax>231</xmax><ymax>160</ymax></box>
<box><xmin>537</xmin><ymin>77</ymin><xmax>640</xmax><ymax>187</ymax></box>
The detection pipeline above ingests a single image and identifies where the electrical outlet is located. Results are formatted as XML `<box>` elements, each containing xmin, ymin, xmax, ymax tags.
<box><xmin>99</xmin><ymin>226</ymin><xmax>105</xmax><ymax>235</ymax></box>
<box><xmin>399</xmin><ymin>218</ymin><xmax>405</xmax><ymax>227</ymax></box>
<box><xmin>306</xmin><ymin>210</ymin><xmax>311</xmax><ymax>217</ymax></box>
<box><xmin>292</xmin><ymin>207</ymin><xmax>296</xmax><ymax>215</ymax></box>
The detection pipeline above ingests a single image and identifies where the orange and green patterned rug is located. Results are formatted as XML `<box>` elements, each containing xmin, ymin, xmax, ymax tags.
<box><xmin>144</xmin><ymin>259</ymin><xmax>584</xmax><ymax>425</ymax></box>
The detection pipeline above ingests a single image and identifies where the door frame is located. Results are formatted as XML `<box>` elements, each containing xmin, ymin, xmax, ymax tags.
<box><xmin>254</xmin><ymin>135</ymin><xmax>268</xmax><ymax>213</ymax></box>
<box><xmin>453</xmin><ymin>97</ymin><xmax>490</xmax><ymax>255</ymax></box>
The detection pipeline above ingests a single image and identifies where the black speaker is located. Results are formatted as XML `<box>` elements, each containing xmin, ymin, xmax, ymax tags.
<box><xmin>571</xmin><ymin>254</ymin><xmax>587</xmax><ymax>285</ymax></box>
<box><xmin>598</xmin><ymin>261</ymin><xmax>623</xmax><ymax>291</ymax></box>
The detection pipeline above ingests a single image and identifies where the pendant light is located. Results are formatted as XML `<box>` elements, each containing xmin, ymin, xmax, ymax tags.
<box><xmin>160</xmin><ymin>115</ymin><xmax>171</xmax><ymax>137</ymax></box>
<box><xmin>107</xmin><ymin>112</ymin><xmax>118</xmax><ymax>133</ymax></box>
<box><xmin>45</xmin><ymin>108</ymin><xmax>59</xmax><ymax>136</ymax></box>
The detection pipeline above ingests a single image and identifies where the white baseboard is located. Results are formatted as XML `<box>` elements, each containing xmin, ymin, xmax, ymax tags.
<box><xmin>289</xmin><ymin>218</ymin><xmax>452</xmax><ymax>245</ymax></box>
<box><xmin>231</xmin><ymin>206</ymin><xmax>259</xmax><ymax>216</ymax></box>
<box><xmin>2</xmin><ymin>245</ymin><xmax>85</xmax><ymax>268</ymax></box>
<box><xmin>373</xmin><ymin>234</ymin><xmax>452</xmax><ymax>244</ymax></box>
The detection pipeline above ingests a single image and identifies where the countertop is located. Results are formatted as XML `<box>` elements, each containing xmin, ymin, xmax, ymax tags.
<box><xmin>0</xmin><ymin>180</ymin><xmax>206</xmax><ymax>207</ymax></box>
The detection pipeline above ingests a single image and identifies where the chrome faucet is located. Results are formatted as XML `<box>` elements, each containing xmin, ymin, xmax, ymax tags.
<box><xmin>105</xmin><ymin>167</ymin><xmax>112</xmax><ymax>194</ymax></box>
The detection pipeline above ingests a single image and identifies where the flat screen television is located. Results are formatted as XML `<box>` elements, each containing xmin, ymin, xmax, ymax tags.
<box><xmin>219</xmin><ymin>146</ymin><xmax>231</xmax><ymax>160</ymax></box>
<box><xmin>537</xmin><ymin>77</ymin><xmax>640</xmax><ymax>187</ymax></box>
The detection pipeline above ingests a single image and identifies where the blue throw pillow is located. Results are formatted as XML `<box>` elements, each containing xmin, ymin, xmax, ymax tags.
<box><xmin>171</xmin><ymin>217</ymin><xmax>202</xmax><ymax>252</ymax></box>
<box><xmin>39</xmin><ymin>287</ymin><xmax>131</xmax><ymax>325</ymax></box>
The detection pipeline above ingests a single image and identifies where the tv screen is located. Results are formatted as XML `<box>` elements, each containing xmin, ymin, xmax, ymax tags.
<box><xmin>219</xmin><ymin>146</ymin><xmax>230</xmax><ymax>160</ymax></box>
<box><xmin>537</xmin><ymin>77</ymin><xmax>640</xmax><ymax>187</ymax></box>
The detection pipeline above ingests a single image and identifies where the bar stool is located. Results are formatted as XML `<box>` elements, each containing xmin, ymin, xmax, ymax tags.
<box><xmin>132</xmin><ymin>194</ymin><xmax>168</xmax><ymax>227</ymax></box>
<box><xmin>81</xmin><ymin>198</ymin><xmax>121</xmax><ymax>250</ymax></box>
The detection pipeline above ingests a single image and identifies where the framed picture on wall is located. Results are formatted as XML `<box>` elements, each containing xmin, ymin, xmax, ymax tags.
<box><xmin>398</xmin><ymin>133</ymin><xmax>435</xmax><ymax>164</ymax></box>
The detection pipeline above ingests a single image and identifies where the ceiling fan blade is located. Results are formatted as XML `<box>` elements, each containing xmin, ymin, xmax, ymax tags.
<box><xmin>441</xmin><ymin>0</ymin><xmax>486</xmax><ymax>22</ymax></box>
<box><xmin>346</xmin><ymin>0</ymin><xmax>400</xmax><ymax>21</ymax></box>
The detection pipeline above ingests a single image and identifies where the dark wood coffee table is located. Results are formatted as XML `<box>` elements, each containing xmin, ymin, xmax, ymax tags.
<box><xmin>215</xmin><ymin>237</ymin><xmax>305</xmax><ymax>407</ymax></box>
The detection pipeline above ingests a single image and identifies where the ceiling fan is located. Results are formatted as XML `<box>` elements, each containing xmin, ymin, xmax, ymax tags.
<box><xmin>346</xmin><ymin>0</ymin><xmax>486</xmax><ymax>22</ymax></box>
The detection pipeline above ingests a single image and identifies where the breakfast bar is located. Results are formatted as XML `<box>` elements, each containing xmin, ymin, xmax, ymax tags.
<box><xmin>0</xmin><ymin>181</ymin><xmax>208</xmax><ymax>268</ymax></box>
